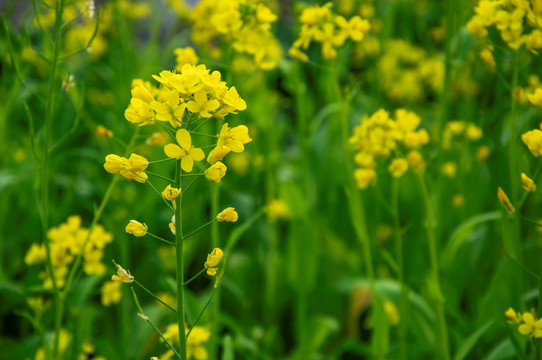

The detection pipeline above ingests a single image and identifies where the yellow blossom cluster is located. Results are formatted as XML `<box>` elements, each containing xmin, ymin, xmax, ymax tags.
<box><xmin>25</xmin><ymin>216</ymin><xmax>113</xmax><ymax>289</ymax></box>
<box><xmin>37</xmin><ymin>0</ymin><xmax>150</xmax><ymax>60</ymax></box>
<box><xmin>289</xmin><ymin>2</ymin><xmax>370</xmax><ymax>61</ymax></box>
<box><xmin>190</xmin><ymin>0</ymin><xmax>282</xmax><ymax>70</ymax></box>
<box><xmin>467</xmin><ymin>0</ymin><xmax>542</xmax><ymax>52</ymax></box>
<box><xmin>103</xmin><ymin>153</ymin><xmax>149</xmax><ymax>183</ymax></box>
<box><xmin>506</xmin><ymin>308</ymin><xmax>542</xmax><ymax>337</ymax></box>
<box><xmin>125</xmin><ymin>64</ymin><xmax>247</xmax><ymax>127</ymax></box>
<box><xmin>442</xmin><ymin>120</ymin><xmax>483</xmax><ymax>150</ymax></box>
<box><xmin>204</xmin><ymin>248</ymin><xmax>224</xmax><ymax>276</ymax></box>
<box><xmin>377</xmin><ymin>40</ymin><xmax>444</xmax><ymax>102</ymax></box>
<box><xmin>161</xmin><ymin>324</ymin><xmax>211</xmax><ymax>360</ymax></box>
<box><xmin>349</xmin><ymin>109</ymin><xmax>429</xmax><ymax>189</ymax></box>
<box><xmin>514</xmin><ymin>75</ymin><xmax>542</xmax><ymax>104</ymax></box>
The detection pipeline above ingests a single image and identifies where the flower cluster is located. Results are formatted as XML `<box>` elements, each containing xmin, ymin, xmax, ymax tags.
<box><xmin>289</xmin><ymin>2</ymin><xmax>370</xmax><ymax>61</ymax></box>
<box><xmin>125</xmin><ymin>64</ymin><xmax>247</xmax><ymax>128</ymax></box>
<box><xmin>191</xmin><ymin>0</ymin><xmax>282</xmax><ymax>70</ymax></box>
<box><xmin>506</xmin><ymin>308</ymin><xmax>542</xmax><ymax>338</ymax></box>
<box><xmin>377</xmin><ymin>40</ymin><xmax>444</xmax><ymax>103</ymax></box>
<box><xmin>103</xmin><ymin>153</ymin><xmax>149</xmax><ymax>183</ymax></box>
<box><xmin>349</xmin><ymin>109</ymin><xmax>429</xmax><ymax>189</ymax></box>
<box><xmin>467</xmin><ymin>0</ymin><xmax>542</xmax><ymax>52</ymax></box>
<box><xmin>442</xmin><ymin>120</ymin><xmax>483</xmax><ymax>150</ymax></box>
<box><xmin>204</xmin><ymin>248</ymin><xmax>224</xmax><ymax>276</ymax></box>
<box><xmin>25</xmin><ymin>216</ymin><xmax>113</xmax><ymax>289</ymax></box>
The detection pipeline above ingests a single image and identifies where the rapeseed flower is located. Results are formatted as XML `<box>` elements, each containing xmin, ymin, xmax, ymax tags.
<box><xmin>205</xmin><ymin>162</ymin><xmax>227</xmax><ymax>182</ymax></box>
<box><xmin>217</xmin><ymin>123</ymin><xmax>253</xmax><ymax>153</ymax></box>
<box><xmin>101</xmin><ymin>281</ymin><xmax>122</xmax><ymax>306</ymax></box>
<box><xmin>217</xmin><ymin>207</ymin><xmax>238</xmax><ymax>222</ymax></box>
<box><xmin>204</xmin><ymin>248</ymin><xmax>223</xmax><ymax>276</ymax></box>
<box><xmin>125</xmin><ymin>220</ymin><xmax>148</xmax><ymax>237</ymax></box>
<box><xmin>111</xmin><ymin>264</ymin><xmax>134</xmax><ymax>283</ymax></box>
<box><xmin>164</xmin><ymin>129</ymin><xmax>205</xmax><ymax>172</ymax></box>
<box><xmin>497</xmin><ymin>187</ymin><xmax>515</xmax><ymax>214</ymax></box>
<box><xmin>521</xmin><ymin>173</ymin><xmax>537</xmax><ymax>192</ymax></box>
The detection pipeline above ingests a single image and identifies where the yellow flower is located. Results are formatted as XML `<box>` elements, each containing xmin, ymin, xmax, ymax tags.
<box><xmin>518</xmin><ymin>312</ymin><xmax>542</xmax><ymax>338</ymax></box>
<box><xmin>96</xmin><ymin>125</ymin><xmax>113</xmax><ymax>138</ymax></box>
<box><xmin>204</xmin><ymin>248</ymin><xmax>224</xmax><ymax>276</ymax></box>
<box><xmin>104</xmin><ymin>154</ymin><xmax>127</xmax><ymax>173</ymax></box>
<box><xmin>101</xmin><ymin>281</ymin><xmax>122</xmax><ymax>306</ymax></box>
<box><xmin>505</xmin><ymin>307</ymin><xmax>521</xmax><ymax>324</ymax></box>
<box><xmin>384</xmin><ymin>300</ymin><xmax>400</xmax><ymax>326</ymax></box>
<box><xmin>186</xmin><ymin>89</ymin><xmax>220</xmax><ymax>118</ymax></box>
<box><xmin>205</xmin><ymin>162</ymin><xmax>227</xmax><ymax>182</ymax></box>
<box><xmin>522</xmin><ymin>129</ymin><xmax>542</xmax><ymax>157</ymax></box>
<box><xmin>406</xmin><ymin>150</ymin><xmax>426</xmax><ymax>172</ymax></box>
<box><xmin>354</xmin><ymin>168</ymin><xmax>376</xmax><ymax>189</ymax></box>
<box><xmin>442</xmin><ymin>162</ymin><xmax>457</xmax><ymax>178</ymax></box>
<box><xmin>162</xmin><ymin>184</ymin><xmax>182</xmax><ymax>200</ymax></box>
<box><xmin>475</xmin><ymin>146</ymin><xmax>490</xmax><ymax>162</ymax></box>
<box><xmin>164</xmin><ymin>129</ymin><xmax>205</xmax><ymax>172</ymax></box>
<box><xmin>217</xmin><ymin>207</ymin><xmax>238</xmax><ymax>222</ymax></box>
<box><xmin>111</xmin><ymin>264</ymin><xmax>134</xmax><ymax>283</ymax></box>
<box><xmin>207</xmin><ymin>145</ymin><xmax>231</xmax><ymax>164</ymax></box>
<box><xmin>174</xmin><ymin>46</ymin><xmax>199</xmax><ymax>70</ymax></box>
<box><xmin>25</xmin><ymin>243</ymin><xmax>46</xmax><ymax>265</ymax></box>
<box><xmin>497</xmin><ymin>187</ymin><xmax>515</xmax><ymax>214</ymax></box>
<box><xmin>217</xmin><ymin>123</ymin><xmax>252</xmax><ymax>153</ymax></box>
<box><xmin>521</xmin><ymin>173</ymin><xmax>537</xmax><ymax>192</ymax></box>
<box><xmin>104</xmin><ymin>153</ymin><xmax>149</xmax><ymax>183</ymax></box>
<box><xmin>452</xmin><ymin>194</ymin><xmax>464</xmax><ymax>207</ymax></box>
<box><xmin>288</xmin><ymin>47</ymin><xmax>309</xmax><ymax>62</ymax></box>
<box><xmin>125</xmin><ymin>220</ymin><xmax>148</xmax><ymax>237</ymax></box>
<box><xmin>266</xmin><ymin>198</ymin><xmax>290</xmax><ymax>222</ymax></box>
<box><xmin>388</xmin><ymin>158</ymin><xmax>408</xmax><ymax>178</ymax></box>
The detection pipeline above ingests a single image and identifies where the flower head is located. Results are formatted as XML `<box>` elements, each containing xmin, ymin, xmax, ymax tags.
<box><xmin>164</xmin><ymin>129</ymin><xmax>205</xmax><ymax>172</ymax></box>
<box><xmin>162</xmin><ymin>184</ymin><xmax>182</xmax><ymax>200</ymax></box>
<box><xmin>217</xmin><ymin>123</ymin><xmax>252</xmax><ymax>153</ymax></box>
<box><xmin>205</xmin><ymin>162</ymin><xmax>227</xmax><ymax>182</ymax></box>
<box><xmin>518</xmin><ymin>312</ymin><xmax>542</xmax><ymax>338</ymax></box>
<box><xmin>125</xmin><ymin>220</ymin><xmax>148</xmax><ymax>237</ymax></box>
<box><xmin>521</xmin><ymin>173</ymin><xmax>537</xmax><ymax>192</ymax></box>
<box><xmin>505</xmin><ymin>307</ymin><xmax>521</xmax><ymax>324</ymax></box>
<box><xmin>111</xmin><ymin>264</ymin><xmax>134</xmax><ymax>283</ymax></box>
<box><xmin>497</xmin><ymin>187</ymin><xmax>515</xmax><ymax>214</ymax></box>
<box><xmin>204</xmin><ymin>248</ymin><xmax>224</xmax><ymax>276</ymax></box>
<box><xmin>217</xmin><ymin>207</ymin><xmax>238</xmax><ymax>222</ymax></box>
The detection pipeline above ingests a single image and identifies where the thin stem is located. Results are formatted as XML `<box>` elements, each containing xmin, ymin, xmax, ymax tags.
<box><xmin>146</xmin><ymin>170</ymin><xmax>175</xmax><ymax>183</ymax></box>
<box><xmin>131</xmin><ymin>288</ymin><xmax>180</xmax><ymax>358</ymax></box>
<box><xmin>187</xmin><ymin>287</ymin><xmax>218</xmax><ymax>339</ymax></box>
<box><xmin>184</xmin><ymin>219</ymin><xmax>217</xmax><ymax>241</ymax></box>
<box><xmin>417</xmin><ymin>174</ymin><xmax>450</xmax><ymax>360</ymax></box>
<box><xmin>189</xmin><ymin>131</ymin><xmax>217</xmax><ymax>138</ymax></box>
<box><xmin>175</xmin><ymin>160</ymin><xmax>188</xmax><ymax>359</ymax></box>
<box><xmin>146</xmin><ymin>232</ymin><xmax>176</xmax><ymax>246</ymax></box>
<box><xmin>133</xmin><ymin>280</ymin><xmax>177</xmax><ymax>313</ymax></box>
<box><xmin>149</xmin><ymin>158</ymin><xmax>176</xmax><ymax>164</ymax></box>
<box><xmin>183</xmin><ymin>268</ymin><xmax>207</xmax><ymax>287</ymax></box>
<box><xmin>147</xmin><ymin>180</ymin><xmax>175</xmax><ymax>213</ymax></box>
<box><xmin>182</xmin><ymin>164</ymin><xmax>211</xmax><ymax>194</ymax></box>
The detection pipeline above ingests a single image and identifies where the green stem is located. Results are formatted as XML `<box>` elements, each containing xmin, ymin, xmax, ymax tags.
<box><xmin>131</xmin><ymin>288</ymin><xmax>181</xmax><ymax>358</ymax></box>
<box><xmin>133</xmin><ymin>280</ymin><xmax>176</xmax><ymax>313</ymax></box>
<box><xmin>183</xmin><ymin>268</ymin><xmax>207</xmax><ymax>287</ymax></box>
<box><xmin>417</xmin><ymin>174</ymin><xmax>450</xmax><ymax>360</ymax></box>
<box><xmin>146</xmin><ymin>232</ymin><xmax>176</xmax><ymax>246</ymax></box>
<box><xmin>184</xmin><ymin>219</ymin><xmax>217</xmax><ymax>241</ymax></box>
<box><xmin>147</xmin><ymin>180</ymin><xmax>175</xmax><ymax>212</ymax></box>
<box><xmin>391</xmin><ymin>179</ymin><xmax>407</xmax><ymax>360</ymax></box>
<box><xmin>187</xmin><ymin>286</ymin><xmax>218</xmax><ymax>338</ymax></box>
<box><xmin>175</xmin><ymin>160</ymin><xmax>187</xmax><ymax>359</ymax></box>
<box><xmin>36</xmin><ymin>1</ymin><xmax>65</xmax><ymax>358</ymax></box>
<box><xmin>146</xmin><ymin>170</ymin><xmax>175</xmax><ymax>183</ymax></box>
<box><xmin>209</xmin><ymin>160</ymin><xmax>221</xmax><ymax>360</ymax></box>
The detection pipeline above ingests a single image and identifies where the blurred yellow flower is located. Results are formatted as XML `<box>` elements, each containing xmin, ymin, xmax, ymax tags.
<box><xmin>441</xmin><ymin>162</ymin><xmax>457</xmax><ymax>178</ymax></box>
<box><xmin>217</xmin><ymin>207</ymin><xmax>239</xmax><ymax>222</ymax></box>
<box><xmin>388</xmin><ymin>158</ymin><xmax>408</xmax><ymax>178</ymax></box>
<box><xmin>101</xmin><ymin>281</ymin><xmax>122</xmax><ymax>306</ymax></box>
<box><xmin>266</xmin><ymin>199</ymin><xmax>290</xmax><ymax>222</ymax></box>
<box><xmin>96</xmin><ymin>125</ymin><xmax>113</xmax><ymax>138</ymax></box>
<box><xmin>521</xmin><ymin>173</ymin><xmax>536</xmax><ymax>192</ymax></box>
<box><xmin>522</xmin><ymin>129</ymin><xmax>542</xmax><ymax>157</ymax></box>
<box><xmin>497</xmin><ymin>187</ymin><xmax>515</xmax><ymax>214</ymax></box>
<box><xmin>174</xmin><ymin>47</ymin><xmax>199</xmax><ymax>70</ymax></box>
<box><xmin>384</xmin><ymin>300</ymin><xmax>400</xmax><ymax>326</ymax></box>
<box><xmin>505</xmin><ymin>307</ymin><xmax>521</xmax><ymax>324</ymax></box>
<box><xmin>125</xmin><ymin>220</ymin><xmax>148</xmax><ymax>237</ymax></box>
<box><xmin>518</xmin><ymin>312</ymin><xmax>542</xmax><ymax>338</ymax></box>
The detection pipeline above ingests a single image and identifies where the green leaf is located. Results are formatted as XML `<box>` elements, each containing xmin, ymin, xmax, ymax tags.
<box><xmin>453</xmin><ymin>321</ymin><xmax>494</xmax><ymax>360</ymax></box>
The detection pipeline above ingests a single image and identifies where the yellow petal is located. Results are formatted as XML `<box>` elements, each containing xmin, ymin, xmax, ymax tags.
<box><xmin>181</xmin><ymin>156</ymin><xmax>194</xmax><ymax>172</ymax></box>
<box><xmin>164</xmin><ymin>144</ymin><xmax>182</xmax><ymax>159</ymax></box>
<box><xmin>176</xmin><ymin>129</ymin><xmax>191</xmax><ymax>150</ymax></box>
<box><xmin>523</xmin><ymin>312</ymin><xmax>535</xmax><ymax>325</ymax></box>
<box><xmin>519</xmin><ymin>324</ymin><xmax>533</xmax><ymax>335</ymax></box>
<box><xmin>191</xmin><ymin>148</ymin><xmax>205</xmax><ymax>161</ymax></box>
